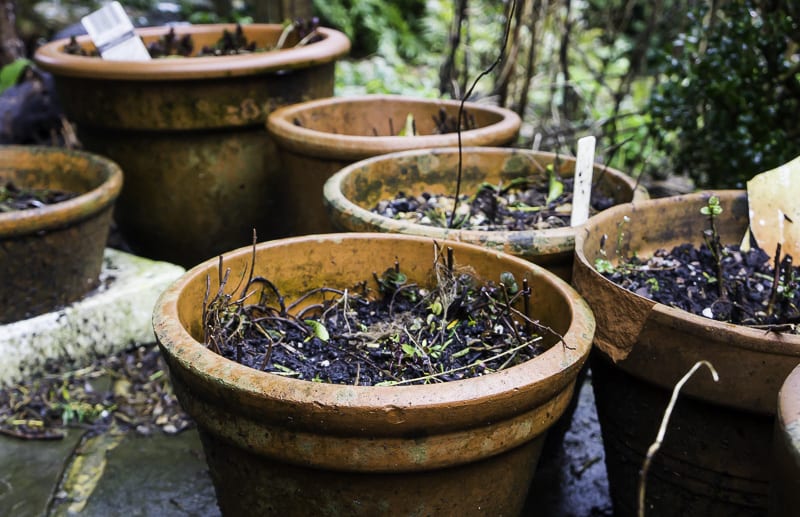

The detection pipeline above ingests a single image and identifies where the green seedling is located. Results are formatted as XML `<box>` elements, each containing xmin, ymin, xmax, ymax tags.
<box><xmin>700</xmin><ymin>195</ymin><xmax>726</xmax><ymax>298</ymax></box>
<box><xmin>594</xmin><ymin>258</ymin><xmax>616</xmax><ymax>274</ymax></box>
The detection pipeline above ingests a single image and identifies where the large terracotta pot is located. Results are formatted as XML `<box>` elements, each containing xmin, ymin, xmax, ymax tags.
<box><xmin>0</xmin><ymin>145</ymin><xmax>122</xmax><ymax>323</ymax></box>
<box><xmin>266</xmin><ymin>95</ymin><xmax>521</xmax><ymax>235</ymax></box>
<box><xmin>35</xmin><ymin>24</ymin><xmax>350</xmax><ymax>267</ymax></box>
<box><xmin>324</xmin><ymin>146</ymin><xmax>647</xmax><ymax>281</ymax></box>
<box><xmin>572</xmin><ymin>190</ymin><xmax>800</xmax><ymax>516</ymax></box>
<box><xmin>153</xmin><ymin>233</ymin><xmax>594</xmax><ymax>515</ymax></box>
<box><xmin>773</xmin><ymin>363</ymin><xmax>800</xmax><ymax>515</ymax></box>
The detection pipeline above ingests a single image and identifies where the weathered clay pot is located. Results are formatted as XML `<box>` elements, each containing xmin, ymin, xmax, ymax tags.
<box><xmin>572</xmin><ymin>190</ymin><xmax>800</xmax><ymax>516</ymax></box>
<box><xmin>153</xmin><ymin>233</ymin><xmax>594</xmax><ymax>515</ymax></box>
<box><xmin>773</xmin><ymin>363</ymin><xmax>800</xmax><ymax>515</ymax></box>
<box><xmin>0</xmin><ymin>145</ymin><xmax>122</xmax><ymax>323</ymax></box>
<box><xmin>35</xmin><ymin>24</ymin><xmax>350</xmax><ymax>267</ymax></box>
<box><xmin>266</xmin><ymin>95</ymin><xmax>521</xmax><ymax>235</ymax></box>
<box><xmin>324</xmin><ymin>146</ymin><xmax>647</xmax><ymax>281</ymax></box>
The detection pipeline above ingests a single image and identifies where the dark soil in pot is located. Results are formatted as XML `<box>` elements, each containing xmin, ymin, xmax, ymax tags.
<box><xmin>374</xmin><ymin>174</ymin><xmax>616</xmax><ymax>231</ymax></box>
<box><xmin>63</xmin><ymin>21</ymin><xmax>322</xmax><ymax>58</ymax></box>
<box><xmin>599</xmin><ymin>242</ymin><xmax>799</xmax><ymax>331</ymax></box>
<box><xmin>596</xmin><ymin>195</ymin><xmax>799</xmax><ymax>332</ymax></box>
<box><xmin>0</xmin><ymin>180</ymin><xmax>78</xmax><ymax>211</ymax></box>
<box><xmin>205</xmin><ymin>244</ymin><xmax>558</xmax><ymax>385</ymax></box>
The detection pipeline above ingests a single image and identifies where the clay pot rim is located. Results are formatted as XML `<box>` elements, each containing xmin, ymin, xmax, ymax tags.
<box><xmin>266</xmin><ymin>95</ymin><xmax>522</xmax><ymax>161</ymax></box>
<box><xmin>323</xmin><ymin>146</ymin><xmax>643</xmax><ymax>251</ymax></box>
<box><xmin>779</xmin><ymin>364</ymin><xmax>800</xmax><ymax>428</ymax></box>
<box><xmin>34</xmin><ymin>24</ymin><xmax>350</xmax><ymax>81</ymax></box>
<box><xmin>573</xmin><ymin>190</ymin><xmax>800</xmax><ymax>354</ymax></box>
<box><xmin>153</xmin><ymin>233</ymin><xmax>594</xmax><ymax>420</ymax></box>
<box><xmin>0</xmin><ymin>146</ymin><xmax>123</xmax><ymax>237</ymax></box>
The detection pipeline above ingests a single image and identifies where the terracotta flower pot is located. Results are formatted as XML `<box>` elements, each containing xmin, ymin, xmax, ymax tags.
<box><xmin>773</xmin><ymin>363</ymin><xmax>800</xmax><ymax>515</ymax></box>
<box><xmin>0</xmin><ymin>145</ymin><xmax>122</xmax><ymax>323</ymax></box>
<box><xmin>34</xmin><ymin>24</ymin><xmax>350</xmax><ymax>267</ymax></box>
<box><xmin>266</xmin><ymin>94</ymin><xmax>522</xmax><ymax>235</ymax></box>
<box><xmin>324</xmin><ymin>146</ymin><xmax>647</xmax><ymax>281</ymax></box>
<box><xmin>572</xmin><ymin>190</ymin><xmax>800</xmax><ymax>516</ymax></box>
<box><xmin>153</xmin><ymin>233</ymin><xmax>594</xmax><ymax>515</ymax></box>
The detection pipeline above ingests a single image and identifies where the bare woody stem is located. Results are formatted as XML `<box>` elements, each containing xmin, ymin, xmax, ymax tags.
<box><xmin>448</xmin><ymin>0</ymin><xmax>517</xmax><ymax>228</ymax></box>
<box><xmin>709</xmin><ymin>214</ymin><xmax>727</xmax><ymax>299</ymax></box>
<box><xmin>767</xmin><ymin>242</ymin><xmax>783</xmax><ymax>317</ymax></box>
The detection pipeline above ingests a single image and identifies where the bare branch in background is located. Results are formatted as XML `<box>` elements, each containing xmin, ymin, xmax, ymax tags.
<box><xmin>0</xmin><ymin>0</ymin><xmax>25</xmax><ymax>65</ymax></box>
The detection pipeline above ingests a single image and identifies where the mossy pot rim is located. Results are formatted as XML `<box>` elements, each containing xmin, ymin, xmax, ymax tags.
<box><xmin>323</xmin><ymin>146</ymin><xmax>646</xmax><ymax>253</ymax></box>
<box><xmin>33</xmin><ymin>23</ymin><xmax>351</xmax><ymax>81</ymax></box>
<box><xmin>267</xmin><ymin>94</ymin><xmax>522</xmax><ymax>161</ymax></box>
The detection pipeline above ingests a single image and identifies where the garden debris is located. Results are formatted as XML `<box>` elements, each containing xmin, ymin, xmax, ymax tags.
<box><xmin>0</xmin><ymin>344</ymin><xmax>192</xmax><ymax>440</ymax></box>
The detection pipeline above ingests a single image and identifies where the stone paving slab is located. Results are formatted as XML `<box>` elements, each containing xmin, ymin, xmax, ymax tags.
<box><xmin>0</xmin><ymin>429</ymin><xmax>85</xmax><ymax>516</ymax></box>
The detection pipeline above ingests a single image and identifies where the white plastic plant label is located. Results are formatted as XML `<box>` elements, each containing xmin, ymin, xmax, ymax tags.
<box><xmin>570</xmin><ymin>136</ymin><xmax>596</xmax><ymax>226</ymax></box>
<box><xmin>81</xmin><ymin>1</ymin><xmax>151</xmax><ymax>61</ymax></box>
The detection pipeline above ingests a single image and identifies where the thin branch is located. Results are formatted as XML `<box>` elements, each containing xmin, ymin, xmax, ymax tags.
<box><xmin>448</xmin><ymin>0</ymin><xmax>517</xmax><ymax>228</ymax></box>
<box><xmin>637</xmin><ymin>360</ymin><xmax>719</xmax><ymax>517</ymax></box>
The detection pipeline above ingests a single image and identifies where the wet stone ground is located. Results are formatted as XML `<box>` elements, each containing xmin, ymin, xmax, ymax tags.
<box><xmin>1</xmin><ymin>345</ymin><xmax>611</xmax><ymax>516</ymax></box>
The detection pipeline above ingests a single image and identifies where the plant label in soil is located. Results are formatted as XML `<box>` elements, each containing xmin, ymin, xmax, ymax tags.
<box><xmin>81</xmin><ymin>2</ymin><xmax>151</xmax><ymax>61</ymax></box>
<box><xmin>570</xmin><ymin>136</ymin><xmax>596</xmax><ymax>226</ymax></box>
<box><xmin>747</xmin><ymin>154</ymin><xmax>800</xmax><ymax>266</ymax></box>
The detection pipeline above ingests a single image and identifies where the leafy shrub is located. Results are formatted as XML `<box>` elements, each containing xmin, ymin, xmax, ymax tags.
<box><xmin>312</xmin><ymin>0</ymin><xmax>429</xmax><ymax>59</ymax></box>
<box><xmin>648</xmin><ymin>1</ymin><xmax>800</xmax><ymax>188</ymax></box>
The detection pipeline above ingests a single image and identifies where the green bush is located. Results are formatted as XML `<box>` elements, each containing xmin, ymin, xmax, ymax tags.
<box><xmin>648</xmin><ymin>1</ymin><xmax>800</xmax><ymax>188</ymax></box>
<box><xmin>312</xmin><ymin>0</ymin><xmax>429</xmax><ymax>59</ymax></box>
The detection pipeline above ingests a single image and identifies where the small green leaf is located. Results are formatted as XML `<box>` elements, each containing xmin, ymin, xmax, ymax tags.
<box><xmin>401</xmin><ymin>343</ymin><xmax>417</xmax><ymax>356</ymax></box>
<box><xmin>304</xmin><ymin>319</ymin><xmax>329</xmax><ymax>342</ymax></box>
<box><xmin>546</xmin><ymin>167</ymin><xmax>564</xmax><ymax>204</ymax></box>
<box><xmin>500</xmin><ymin>271</ymin><xmax>519</xmax><ymax>294</ymax></box>
<box><xmin>451</xmin><ymin>347</ymin><xmax>471</xmax><ymax>358</ymax></box>
<box><xmin>594</xmin><ymin>258</ymin><xmax>616</xmax><ymax>274</ymax></box>
<box><xmin>701</xmin><ymin>195</ymin><xmax>723</xmax><ymax>216</ymax></box>
<box><xmin>0</xmin><ymin>58</ymin><xmax>32</xmax><ymax>94</ymax></box>
<box><xmin>398</xmin><ymin>112</ymin><xmax>416</xmax><ymax>136</ymax></box>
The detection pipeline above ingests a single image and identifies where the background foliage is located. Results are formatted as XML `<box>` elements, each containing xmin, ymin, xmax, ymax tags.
<box><xmin>11</xmin><ymin>0</ymin><xmax>800</xmax><ymax>189</ymax></box>
<box><xmin>648</xmin><ymin>0</ymin><xmax>800</xmax><ymax>188</ymax></box>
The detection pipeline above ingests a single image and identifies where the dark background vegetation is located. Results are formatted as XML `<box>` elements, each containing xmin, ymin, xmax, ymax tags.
<box><xmin>2</xmin><ymin>0</ymin><xmax>799</xmax><ymax>189</ymax></box>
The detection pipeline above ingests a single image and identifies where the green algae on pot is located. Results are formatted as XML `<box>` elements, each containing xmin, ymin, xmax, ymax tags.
<box><xmin>0</xmin><ymin>146</ymin><xmax>122</xmax><ymax>324</ymax></box>
<box><xmin>34</xmin><ymin>24</ymin><xmax>350</xmax><ymax>267</ymax></box>
<box><xmin>324</xmin><ymin>146</ymin><xmax>647</xmax><ymax>281</ymax></box>
<box><xmin>153</xmin><ymin>233</ymin><xmax>594</xmax><ymax>515</ymax></box>
<box><xmin>266</xmin><ymin>94</ymin><xmax>522</xmax><ymax>235</ymax></box>
<box><xmin>773</xmin><ymin>363</ymin><xmax>800</xmax><ymax>515</ymax></box>
<box><xmin>572</xmin><ymin>191</ymin><xmax>800</xmax><ymax>516</ymax></box>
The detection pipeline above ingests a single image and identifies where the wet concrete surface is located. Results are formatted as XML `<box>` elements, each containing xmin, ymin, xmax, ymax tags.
<box><xmin>2</xmin><ymin>369</ymin><xmax>611</xmax><ymax>516</ymax></box>
<box><xmin>525</xmin><ymin>370</ymin><xmax>613</xmax><ymax>516</ymax></box>
<box><xmin>80</xmin><ymin>432</ymin><xmax>218</xmax><ymax>517</ymax></box>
